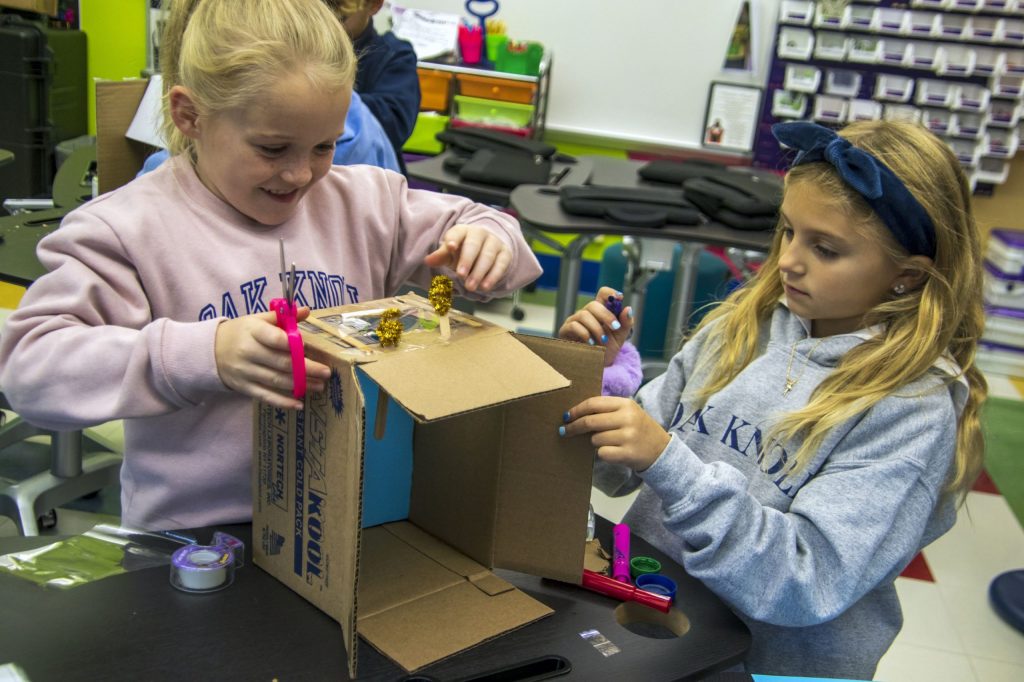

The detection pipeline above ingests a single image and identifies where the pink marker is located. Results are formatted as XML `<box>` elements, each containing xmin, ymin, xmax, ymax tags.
<box><xmin>613</xmin><ymin>523</ymin><xmax>631</xmax><ymax>583</ymax></box>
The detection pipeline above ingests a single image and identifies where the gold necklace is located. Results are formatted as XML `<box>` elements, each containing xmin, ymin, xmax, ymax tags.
<box><xmin>783</xmin><ymin>337</ymin><xmax>826</xmax><ymax>396</ymax></box>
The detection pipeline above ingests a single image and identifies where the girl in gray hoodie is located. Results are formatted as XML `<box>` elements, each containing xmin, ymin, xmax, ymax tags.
<box><xmin>558</xmin><ymin>120</ymin><xmax>986</xmax><ymax>679</ymax></box>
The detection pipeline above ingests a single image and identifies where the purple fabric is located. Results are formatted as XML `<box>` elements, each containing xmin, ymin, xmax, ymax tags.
<box><xmin>602</xmin><ymin>342</ymin><xmax>643</xmax><ymax>397</ymax></box>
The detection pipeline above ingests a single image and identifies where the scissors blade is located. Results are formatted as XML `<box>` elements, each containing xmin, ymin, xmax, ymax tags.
<box><xmin>278</xmin><ymin>238</ymin><xmax>288</xmax><ymax>300</ymax></box>
<box><xmin>289</xmin><ymin>261</ymin><xmax>297</xmax><ymax>304</ymax></box>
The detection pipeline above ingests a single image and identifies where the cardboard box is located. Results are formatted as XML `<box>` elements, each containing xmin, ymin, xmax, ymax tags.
<box><xmin>94</xmin><ymin>79</ymin><xmax>156</xmax><ymax>194</ymax></box>
<box><xmin>253</xmin><ymin>293</ymin><xmax>603</xmax><ymax>676</ymax></box>
<box><xmin>0</xmin><ymin>0</ymin><xmax>57</xmax><ymax>15</ymax></box>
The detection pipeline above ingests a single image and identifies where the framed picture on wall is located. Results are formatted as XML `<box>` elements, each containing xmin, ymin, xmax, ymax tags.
<box><xmin>702</xmin><ymin>82</ymin><xmax>763</xmax><ymax>153</ymax></box>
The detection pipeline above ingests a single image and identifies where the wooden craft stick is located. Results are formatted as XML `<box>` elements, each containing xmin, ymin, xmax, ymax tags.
<box><xmin>304</xmin><ymin>316</ymin><xmax>372</xmax><ymax>351</ymax></box>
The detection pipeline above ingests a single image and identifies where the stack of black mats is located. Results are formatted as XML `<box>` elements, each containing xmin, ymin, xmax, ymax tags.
<box><xmin>637</xmin><ymin>159</ymin><xmax>783</xmax><ymax>231</ymax></box>
<box><xmin>436</xmin><ymin>127</ymin><xmax>559</xmax><ymax>188</ymax></box>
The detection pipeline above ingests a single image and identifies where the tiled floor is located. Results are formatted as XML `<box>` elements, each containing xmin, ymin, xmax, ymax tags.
<box><xmin>2</xmin><ymin>294</ymin><xmax>1022</xmax><ymax>681</ymax></box>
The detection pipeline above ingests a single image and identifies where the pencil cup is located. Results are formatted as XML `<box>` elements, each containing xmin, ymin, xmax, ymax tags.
<box><xmin>486</xmin><ymin>33</ymin><xmax>507</xmax><ymax>62</ymax></box>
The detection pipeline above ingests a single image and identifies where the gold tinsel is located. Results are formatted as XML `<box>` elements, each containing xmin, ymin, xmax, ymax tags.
<box><xmin>376</xmin><ymin>308</ymin><xmax>403</xmax><ymax>347</ymax></box>
<box><xmin>428</xmin><ymin>274</ymin><xmax>453</xmax><ymax>316</ymax></box>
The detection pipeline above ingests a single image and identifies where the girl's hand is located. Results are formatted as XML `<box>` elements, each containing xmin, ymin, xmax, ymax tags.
<box><xmin>560</xmin><ymin>396</ymin><xmax>671</xmax><ymax>471</ymax></box>
<box><xmin>424</xmin><ymin>224</ymin><xmax>511</xmax><ymax>293</ymax></box>
<box><xmin>558</xmin><ymin>286</ymin><xmax>633</xmax><ymax>366</ymax></box>
<box><xmin>214</xmin><ymin>308</ymin><xmax>331</xmax><ymax>409</ymax></box>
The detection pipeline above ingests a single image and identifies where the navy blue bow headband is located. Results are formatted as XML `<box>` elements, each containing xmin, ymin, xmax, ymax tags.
<box><xmin>771</xmin><ymin>122</ymin><xmax>937</xmax><ymax>258</ymax></box>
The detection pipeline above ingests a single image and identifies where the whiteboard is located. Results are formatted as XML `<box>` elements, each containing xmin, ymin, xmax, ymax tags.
<box><xmin>381</xmin><ymin>0</ymin><xmax>781</xmax><ymax>150</ymax></box>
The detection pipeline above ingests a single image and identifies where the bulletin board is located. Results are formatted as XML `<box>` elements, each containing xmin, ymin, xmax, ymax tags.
<box><xmin>383</xmin><ymin>0</ymin><xmax>783</xmax><ymax>150</ymax></box>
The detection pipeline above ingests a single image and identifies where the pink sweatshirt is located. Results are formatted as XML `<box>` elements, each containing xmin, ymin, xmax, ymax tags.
<box><xmin>0</xmin><ymin>157</ymin><xmax>541</xmax><ymax>530</ymax></box>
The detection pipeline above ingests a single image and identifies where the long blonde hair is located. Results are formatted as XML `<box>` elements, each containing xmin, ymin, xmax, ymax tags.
<box><xmin>693</xmin><ymin>121</ymin><xmax>986</xmax><ymax>500</ymax></box>
<box><xmin>159</xmin><ymin>0</ymin><xmax>356</xmax><ymax>157</ymax></box>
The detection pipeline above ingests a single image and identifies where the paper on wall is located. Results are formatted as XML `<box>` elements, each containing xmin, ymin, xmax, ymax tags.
<box><xmin>389</xmin><ymin>3</ymin><xmax>459</xmax><ymax>60</ymax></box>
<box><xmin>125</xmin><ymin>74</ymin><xmax>167</xmax><ymax>149</ymax></box>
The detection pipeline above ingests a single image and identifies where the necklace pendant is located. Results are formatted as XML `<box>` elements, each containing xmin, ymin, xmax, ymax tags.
<box><xmin>783</xmin><ymin>379</ymin><xmax>795</xmax><ymax>395</ymax></box>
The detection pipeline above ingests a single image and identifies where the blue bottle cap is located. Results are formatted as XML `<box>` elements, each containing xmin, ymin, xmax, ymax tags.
<box><xmin>635</xmin><ymin>573</ymin><xmax>677</xmax><ymax>602</ymax></box>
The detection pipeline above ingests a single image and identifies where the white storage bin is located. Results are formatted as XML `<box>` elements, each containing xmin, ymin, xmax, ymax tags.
<box><xmin>973</xmin><ymin>47</ymin><xmax>1006</xmax><ymax>76</ymax></box>
<box><xmin>968</xmin><ymin>16</ymin><xmax>1002</xmax><ymax>41</ymax></box>
<box><xmin>986</xmin><ymin>128</ymin><xmax>1019</xmax><ymax>156</ymax></box>
<box><xmin>907</xmin><ymin>41</ymin><xmax>940</xmax><ymax>69</ymax></box>
<box><xmin>987</xmin><ymin>228</ymin><xmax>1024</xmax><ymax>277</ymax></box>
<box><xmin>814</xmin><ymin>32</ymin><xmax>849</xmax><ymax>60</ymax></box>
<box><xmin>779</xmin><ymin>0</ymin><xmax>815</xmax><ymax>25</ymax></box>
<box><xmin>989</xmin><ymin>99</ymin><xmax>1023</xmax><ymax>126</ymax></box>
<box><xmin>848</xmin><ymin>36</ymin><xmax>882</xmax><ymax>63</ymax></box>
<box><xmin>872</xmin><ymin>8</ymin><xmax>910</xmax><ymax>34</ymax></box>
<box><xmin>981</xmin><ymin>0</ymin><xmax>1014</xmax><ymax>11</ymax></box>
<box><xmin>772</xmin><ymin>89</ymin><xmax>810</xmax><ymax>118</ymax></box>
<box><xmin>952</xmin><ymin>111</ymin><xmax>988</xmax><ymax>137</ymax></box>
<box><xmin>994</xmin><ymin>75</ymin><xmax>1024</xmax><ymax>97</ymax></box>
<box><xmin>848</xmin><ymin>99</ymin><xmax>884</xmax><ymax>121</ymax></box>
<box><xmin>907</xmin><ymin>11</ymin><xmax>939</xmax><ymax>36</ymax></box>
<box><xmin>825</xmin><ymin>69</ymin><xmax>862</xmax><ymax>96</ymax></box>
<box><xmin>916</xmin><ymin>79</ymin><xmax>956</xmax><ymax>107</ymax></box>
<box><xmin>1004</xmin><ymin>50</ymin><xmax>1024</xmax><ymax>75</ymax></box>
<box><xmin>883</xmin><ymin>104</ymin><xmax>923</xmax><ymax>123</ymax></box>
<box><xmin>983</xmin><ymin>262</ymin><xmax>1024</xmax><ymax>307</ymax></box>
<box><xmin>784</xmin><ymin>64</ymin><xmax>822</xmax><ymax>93</ymax></box>
<box><xmin>923</xmin><ymin>108</ymin><xmax>955</xmax><ymax>134</ymax></box>
<box><xmin>977</xmin><ymin>342</ymin><xmax>1024</xmax><ymax>379</ymax></box>
<box><xmin>879</xmin><ymin>38</ymin><xmax>912</xmax><ymax>66</ymax></box>
<box><xmin>976</xmin><ymin>156</ymin><xmax>1012</xmax><ymax>184</ymax></box>
<box><xmin>983</xmin><ymin>309</ymin><xmax>1024</xmax><ymax>348</ymax></box>
<box><xmin>954</xmin><ymin>83</ymin><xmax>991</xmax><ymax>111</ymax></box>
<box><xmin>874</xmin><ymin>73</ymin><xmax>915</xmax><ymax>102</ymax></box>
<box><xmin>948</xmin><ymin>0</ymin><xmax>982</xmax><ymax>9</ymax></box>
<box><xmin>778</xmin><ymin>27</ymin><xmax>815</xmax><ymax>60</ymax></box>
<box><xmin>936</xmin><ymin>13</ymin><xmax>971</xmax><ymax>39</ymax></box>
<box><xmin>814</xmin><ymin>3</ymin><xmax>845</xmax><ymax>30</ymax></box>
<box><xmin>1004</xmin><ymin>18</ymin><xmax>1024</xmax><ymax>44</ymax></box>
<box><xmin>844</xmin><ymin>5</ymin><xmax>876</xmax><ymax>30</ymax></box>
<box><xmin>948</xmin><ymin>137</ymin><xmax>983</xmax><ymax>165</ymax></box>
<box><xmin>937</xmin><ymin>45</ymin><xmax>976</xmax><ymax>76</ymax></box>
<box><xmin>812</xmin><ymin>95</ymin><xmax>849</xmax><ymax>123</ymax></box>
<box><xmin>911</xmin><ymin>0</ymin><xmax>948</xmax><ymax>8</ymax></box>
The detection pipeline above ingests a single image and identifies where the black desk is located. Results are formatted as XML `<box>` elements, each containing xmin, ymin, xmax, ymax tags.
<box><xmin>509</xmin><ymin>160</ymin><xmax>774</xmax><ymax>358</ymax></box>
<box><xmin>0</xmin><ymin>517</ymin><xmax>750</xmax><ymax>681</ymax></box>
<box><xmin>407</xmin><ymin>152</ymin><xmax>594</xmax><ymax>206</ymax></box>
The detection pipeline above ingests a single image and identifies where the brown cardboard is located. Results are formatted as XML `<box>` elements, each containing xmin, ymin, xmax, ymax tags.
<box><xmin>253</xmin><ymin>294</ymin><xmax>603</xmax><ymax>676</ymax></box>
<box><xmin>0</xmin><ymin>0</ymin><xmax>57</xmax><ymax>14</ymax></box>
<box><xmin>94</xmin><ymin>79</ymin><xmax>156</xmax><ymax>194</ymax></box>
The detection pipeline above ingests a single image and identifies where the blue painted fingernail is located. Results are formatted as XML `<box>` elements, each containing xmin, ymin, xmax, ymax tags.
<box><xmin>627</xmin><ymin>307</ymin><xmax>634</xmax><ymax>318</ymax></box>
<box><xmin>558</xmin><ymin>425</ymin><xmax>566</xmax><ymax>437</ymax></box>
<box><xmin>563</xmin><ymin>411</ymin><xmax>570</xmax><ymax>422</ymax></box>
<box><xmin>601</xmin><ymin>334</ymin><xmax>608</xmax><ymax>344</ymax></box>
<box><xmin>611</xmin><ymin>320</ymin><xmax>621</xmax><ymax>330</ymax></box>
<box><xmin>587</xmin><ymin>337</ymin><xmax>595</xmax><ymax>346</ymax></box>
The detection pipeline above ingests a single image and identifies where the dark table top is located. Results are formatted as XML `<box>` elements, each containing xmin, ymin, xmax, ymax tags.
<box><xmin>0</xmin><ymin>208</ymin><xmax>67</xmax><ymax>286</ymax></box>
<box><xmin>0</xmin><ymin>517</ymin><xmax>750</xmax><ymax>681</ymax></box>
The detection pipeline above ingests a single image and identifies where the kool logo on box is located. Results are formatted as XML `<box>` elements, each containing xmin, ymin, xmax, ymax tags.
<box><xmin>294</xmin><ymin>392</ymin><xmax>332</xmax><ymax>586</ymax></box>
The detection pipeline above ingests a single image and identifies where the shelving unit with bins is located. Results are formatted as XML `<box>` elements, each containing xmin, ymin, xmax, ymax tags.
<box><xmin>758</xmin><ymin>0</ymin><xmax>1024</xmax><ymax>191</ymax></box>
<box><xmin>403</xmin><ymin>52</ymin><xmax>552</xmax><ymax>155</ymax></box>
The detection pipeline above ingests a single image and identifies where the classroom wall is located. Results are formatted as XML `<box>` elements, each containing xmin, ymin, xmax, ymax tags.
<box><xmin>384</xmin><ymin>0</ymin><xmax>782</xmax><ymax>150</ymax></box>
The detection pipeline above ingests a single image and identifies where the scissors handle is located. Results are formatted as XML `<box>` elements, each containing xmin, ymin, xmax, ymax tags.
<box><xmin>270</xmin><ymin>297</ymin><xmax>306</xmax><ymax>399</ymax></box>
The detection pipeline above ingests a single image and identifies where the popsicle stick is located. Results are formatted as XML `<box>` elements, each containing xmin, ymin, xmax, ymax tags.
<box><xmin>304</xmin><ymin>316</ymin><xmax>372</xmax><ymax>351</ymax></box>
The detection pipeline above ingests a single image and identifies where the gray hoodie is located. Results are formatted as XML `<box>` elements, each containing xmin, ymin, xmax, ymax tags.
<box><xmin>595</xmin><ymin>304</ymin><xmax>965</xmax><ymax>679</ymax></box>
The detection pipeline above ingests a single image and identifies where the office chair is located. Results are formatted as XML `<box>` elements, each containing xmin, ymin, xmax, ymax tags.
<box><xmin>0</xmin><ymin>395</ymin><xmax>123</xmax><ymax>535</ymax></box>
<box><xmin>0</xmin><ymin>143</ymin><xmax>122</xmax><ymax>535</ymax></box>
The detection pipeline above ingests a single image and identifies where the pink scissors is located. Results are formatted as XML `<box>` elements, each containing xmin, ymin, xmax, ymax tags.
<box><xmin>270</xmin><ymin>238</ymin><xmax>305</xmax><ymax>399</ymax></box>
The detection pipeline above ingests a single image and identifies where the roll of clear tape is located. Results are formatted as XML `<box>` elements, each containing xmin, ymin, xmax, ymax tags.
<box><xmin>169</xmin><ymin>533</ymin><xmax>244</xmax><ymax>593</ymax></box>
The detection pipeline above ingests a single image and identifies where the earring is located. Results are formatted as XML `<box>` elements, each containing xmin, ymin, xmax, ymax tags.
<box><xmin>893</xmin><ymin>283</ymin><xmax>906</xmax><ymax>295</ymax></box>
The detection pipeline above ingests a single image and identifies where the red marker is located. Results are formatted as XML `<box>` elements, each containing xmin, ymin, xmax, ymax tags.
<box><xmin>581</xmin><ymin>569</ymin><xmax>671</xmax><ymax>613</ymax></box>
